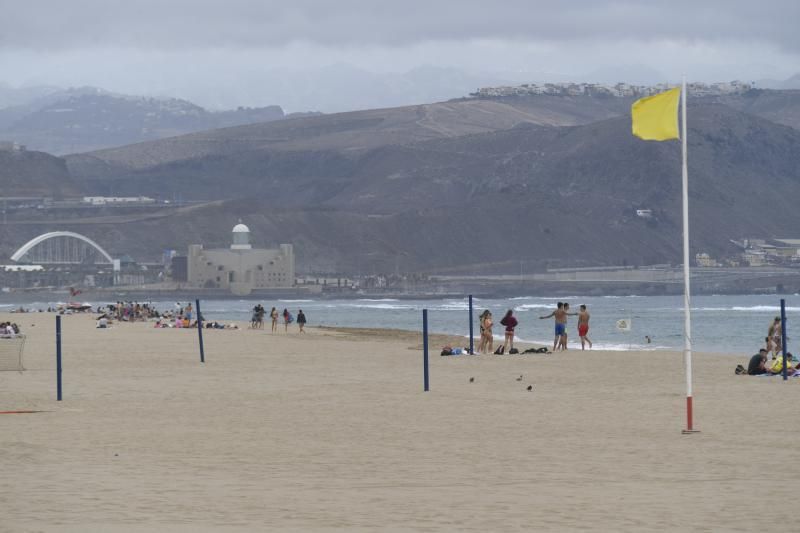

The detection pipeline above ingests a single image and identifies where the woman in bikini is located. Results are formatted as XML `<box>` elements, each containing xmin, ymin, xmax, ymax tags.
<box><xmin>478</xmin><ymin>310</ymin><xmax>493</xmax><ymax>354</ymax></box>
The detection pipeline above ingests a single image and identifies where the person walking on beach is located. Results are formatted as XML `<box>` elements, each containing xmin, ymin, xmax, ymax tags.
<box><xmin>250</xmin><ymin>304</ymin><xmax>260</xmax><ymax>329</ymax></box>
<box><xmin>297</xmin><ymin>309</ymin><xmax>307</xmax><ymax>333</ymax></box>
<box><xmin>540</xmin><ymin>302</ymin><xmax>568</xmax><ymax>352</ymax></box>
<box><xmin>478</xmin><ymin>310</ymin><xmax>493</xmax><ymax>354</ymax></box>
<box><xmin>577</xmin><ymin>304</ymin><xmax>592</xmax><ymax>350</ymax></box>
<box><xmin>282</xmin><ymin>308</ymin><xmax>290</xmax><ymax>332</ymax></box>
<box><xmin>499</xmin><ymin>309</ymin><xmax>518</xmax><ymax>353</ymax></box>
<box><xmin>270</xmin><ymin>307</ymin><xmax>279</xmax><ymax>333</ymax></box>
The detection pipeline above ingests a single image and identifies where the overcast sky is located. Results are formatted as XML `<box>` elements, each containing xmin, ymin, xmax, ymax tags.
<box><xmin>1</xmin><ymin>0</ymin><xmax>798</xmax><ymax>111</ymax></box>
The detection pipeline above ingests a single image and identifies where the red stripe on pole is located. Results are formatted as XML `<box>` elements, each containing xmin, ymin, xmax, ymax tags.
<box><xmin>686</xmin><ymin>396</ymin><xmax>693</xmax><ymax>431</ymax></box>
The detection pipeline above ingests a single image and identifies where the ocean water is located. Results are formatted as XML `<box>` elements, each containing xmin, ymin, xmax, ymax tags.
<box><xmin>3</xmin><ymin>294</ymin><xmax>797</xmax><ymax>355</ymax></box>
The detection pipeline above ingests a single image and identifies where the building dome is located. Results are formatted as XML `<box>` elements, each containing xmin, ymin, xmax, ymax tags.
<box><xmin>231</xmin><ymin>220</ymin><xmax>252</xmax><ymax>250</ymax></box>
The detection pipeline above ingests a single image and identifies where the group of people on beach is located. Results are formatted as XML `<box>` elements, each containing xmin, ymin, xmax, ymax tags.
<box><xmin>250</xmin><ymin>305</ymin><xmax>307</xmax><ymax>333</ymax></box>
<box><xmin>0</xmin><ymin>321</ymin><xmax>21</xmax><ymax>337</ymax></box>
<box><xmin>738</xmin><ymin>316</ymin><xmax>798</xmax><ymax>376</ymax></box>
<box><xmin>476</xmin><ymin>302</ymin><xmax>592</xmax><ymax>355</ymax></box>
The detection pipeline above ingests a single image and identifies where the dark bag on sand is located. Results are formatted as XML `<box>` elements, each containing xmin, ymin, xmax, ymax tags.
<box><xmin>508</xmin><ymin>348</ymin><xmax>519</xmax><ymax>354</ymax></box>
<box><xmin>494</xmin><ymin>345</ymin><xmax>505</xmax><ymax>355</ymax></box>
<box><xmin>523</xmin><ymin>347</ymin><xmax>550</xmax><ymax>354</ymax></box>
<box><xmin>441</xmin><ymin>349</ymin><xmax>453</xmax><ymax>356</ymax></box>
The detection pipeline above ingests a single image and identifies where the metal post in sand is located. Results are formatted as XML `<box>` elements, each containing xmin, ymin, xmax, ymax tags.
<box><xmin>196</xmin><ymin>299</ymin><xmax>205</xmax><ymax>364</ymax></box>
<box><xmin>423</xmin><ymin>309</ymin><xmax>429</xmax><ymax>392</ymax></box>
<box><xmin>56</xmin><ymin>315</ymin><xmax>62</xmax><ymax>401</ymax></box>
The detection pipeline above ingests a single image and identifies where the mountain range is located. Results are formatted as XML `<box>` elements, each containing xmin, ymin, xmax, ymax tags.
<box><xmin>0</xmin><ymin>86</ymin><xmax>316</xmax><ymax>155</ymax></box>
<box><xmin>2</xmin><ymin>89</ymin><xmax>800</xmax><ymax>275</ymax></box>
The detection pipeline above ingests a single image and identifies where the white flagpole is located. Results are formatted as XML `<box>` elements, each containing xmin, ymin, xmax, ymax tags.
<box><xmin>681</xmin><ymin>76</ymin><xmax>697</xmax><ymax>433</ymax></box>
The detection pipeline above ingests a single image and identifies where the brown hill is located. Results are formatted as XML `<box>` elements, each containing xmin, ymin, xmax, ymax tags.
<box><xmin>0</xmin><ymin>150</ymin><xmax>77</xmax><ymax>197</ymax></box>
<box><xmin>7</xmin><ymin>103</ymin><xmax>799</xmax><ymax>275</ymax></box>
<box><xmin>64</xmin><ymin>95</ymin><xmax>634</xmax><ymax>181</ymax></box>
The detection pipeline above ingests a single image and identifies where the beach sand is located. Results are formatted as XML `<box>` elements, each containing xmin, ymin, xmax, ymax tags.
<box><xmin>2</xmin><ymin>312</ymin><xmax>798</xmax><ymax>532</ymax></box>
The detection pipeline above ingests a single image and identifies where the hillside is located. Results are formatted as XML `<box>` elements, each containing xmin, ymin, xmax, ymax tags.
<box><xmin>64</xmin><ymin>94</ymin><xmax>635</xmax><ymax>181</ymax></box>
<box><xmin>5</xmin><ymin>102</ymin><xmax>800</xmax><ymax>275</ymax></box>
<box><xmin>0</xmin><ymin>150</ymin><xmax>78</xmax><ymax>197</ymax></box>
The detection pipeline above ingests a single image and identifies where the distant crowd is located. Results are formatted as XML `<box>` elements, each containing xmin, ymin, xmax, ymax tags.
<box><xmin>0</xmin><ymin>321</ymin><xmax>21</xmax><ymax>338</ymax></box>
<box><xmin>248</xmin><ymin>304</ymin><xmax>307</xmax><ymax>333</ymax></box>
<box><xmin>90</xmin><ymin>301</ymin><xmax>308</xmax><ymax>333</ymax></box>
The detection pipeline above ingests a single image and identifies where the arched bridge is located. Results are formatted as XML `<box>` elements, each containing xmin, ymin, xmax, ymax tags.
<box><xmin>11</xmin><ymin>231</ymin><xmax>114</xmax><ymax>265</ymax></box>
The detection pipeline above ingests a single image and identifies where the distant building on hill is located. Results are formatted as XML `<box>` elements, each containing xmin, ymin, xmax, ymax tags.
<box><xmin>0</xmin><ymin>141</ymin><xmax>26</xmax><ymax>152</ymax></box>
<box><xmin>186</xmin><ymin>222</ymin><xmax>294</xmax><ymax>295</ymax></box>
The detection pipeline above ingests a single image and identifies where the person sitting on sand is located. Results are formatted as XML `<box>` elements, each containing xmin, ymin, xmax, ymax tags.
<box><xmin>768</xmin><ymin>352</ymin><xmax>798</xmax><ymax>376</ymax></box>
<box><xmin>499</xmin><ymin>309</ymin><xmax>518</xmax><ymax>353</ymax></box>
<box><xmin>747</xmin><ymin>348</ymin><xmax>769</xmax><ymax>375</ymax></box>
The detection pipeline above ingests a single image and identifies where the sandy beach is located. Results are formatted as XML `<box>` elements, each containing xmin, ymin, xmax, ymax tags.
<box><xmin>2</xmin><ymin>311</ymin><xmax>799</xmax><ymax>532</ymax></box>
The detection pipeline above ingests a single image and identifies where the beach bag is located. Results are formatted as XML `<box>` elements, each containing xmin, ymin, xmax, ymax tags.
<box><xmin>508</xmin><ymin>348</ymin><xmax>519</xmax><ymax>354</ymax></box>
<box><xmin>494</xmin><ymin>345</ymin><xmax>505</xmax><ymax>355</ymax></box>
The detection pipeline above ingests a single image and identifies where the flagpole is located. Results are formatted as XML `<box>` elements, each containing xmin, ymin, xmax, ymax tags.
<box><xmin>681</xmin><ymin>76</ymin><xmax>697</xmax><ymax>434</ymax></box>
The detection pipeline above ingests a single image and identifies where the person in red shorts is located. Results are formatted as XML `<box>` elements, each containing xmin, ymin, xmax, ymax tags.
<box><xmin>577</xmin><ymin>304</ymin><xmax>592</xmax><ymax>350</ymax></box>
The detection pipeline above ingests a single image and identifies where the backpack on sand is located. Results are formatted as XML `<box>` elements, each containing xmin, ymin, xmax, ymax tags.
<box><xmin>494</xmin><ymin>345</ymin><xmax>505</xmax><ymax>355</ymax></box>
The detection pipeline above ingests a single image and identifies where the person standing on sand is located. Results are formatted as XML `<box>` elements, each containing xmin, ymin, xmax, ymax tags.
<box><xmin>540</xmin><ymin>302</ymin><xmax>568</xmax><ymax>352</ymax></box>
<box><xmin>282</xmin><ymin>308</ymin><xmax>290</xmax><ymax>332</ymax></box>
<box><xmin>297</xmin><ymin>310</ymin><xmax>307</xmax><ymax>333</ymax></box>
<box><xmin>478</xmin><ymin>310</ymin><xmax>493</xmax><ymax>354</ymax></box>
<box><xmin>499</xmin><ymin>309</ymin><xmax>517</xmax><ymax>353</ymax></box>
<box><xmin>559</xmin><ymin>303</ymin><xmax>578</xmax><ymax>350</ymax></box>
<box><xmin>577</xmin><ymin>304</ymin><xmax>592</xmax><ymax>350</ymax></box>
<box><xmin>270</xmin><ymin>307</ymin><xmax>279</xmax><ymax>333</ymax></box>
<box><xmin>768</xmin><ymin>317</ymin><xmax>782</xmax><ymax>358</ymax></box>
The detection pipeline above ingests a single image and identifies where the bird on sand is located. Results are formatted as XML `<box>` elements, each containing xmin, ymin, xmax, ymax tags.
<box><xmin>516</xmin><ymin>375</ymin><xmax>523</xmax><ymax>381</ymax></box>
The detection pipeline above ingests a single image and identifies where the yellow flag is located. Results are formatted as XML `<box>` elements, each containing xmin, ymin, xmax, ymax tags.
<box><xmin>631</xmin><ymin>87</ymin><xmax>680</xmax><ymax>141</ymax></box>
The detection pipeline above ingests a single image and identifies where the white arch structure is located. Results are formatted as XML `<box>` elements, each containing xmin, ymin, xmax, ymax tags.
<box><xmin>11</xmin><ymin>231</ymin><xmax>113</xmax><ymax>264</ymax></box>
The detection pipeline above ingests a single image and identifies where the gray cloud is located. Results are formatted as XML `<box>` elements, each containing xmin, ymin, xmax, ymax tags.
<box><xmin>1</xmin><ymin>0</ymin><xmax>798</xmax><ymax>51</ymax></box>
<box><xmin>0</xmin><ymin>1</ymin><xmax>798</xmax><ymax>112</ymax></box>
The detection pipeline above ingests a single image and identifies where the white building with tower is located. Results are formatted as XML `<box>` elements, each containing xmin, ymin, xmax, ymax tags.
<box><xmin>186</xmin><ymin>221</ymin><xmax>294</xmax><ymax>295</ymax></box>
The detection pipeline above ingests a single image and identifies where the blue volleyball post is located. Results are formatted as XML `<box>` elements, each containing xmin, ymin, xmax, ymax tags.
<box><xmin>196</xmin><ymin>299</ymin><xmax>205</xmax><ymax>364</ymax></box>
<box><xmin>56</xmin><ymin>315</ymin><xmax>62</xmax><ymax>401</ymax></box>
<box><xmin>781</xmin><ymin>298</ymin><xmax>788</xmax><ymax>381</ymax></box>
<box><xmin>468</xmin><ymin>294</ymin><xmax>474</xmax><ymax>355</ymax></box>
<box><xmin>423</xmin><ymin>309</ymin><xmax>429</xmax><ymax>392</ymax></box>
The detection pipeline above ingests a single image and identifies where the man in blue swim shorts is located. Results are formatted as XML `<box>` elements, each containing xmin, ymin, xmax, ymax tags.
<box><xmin>540</xmin><ymin>302</ymin><xmax>568</xmax><ymax>352</ymax></box>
